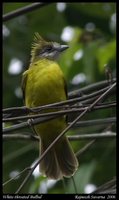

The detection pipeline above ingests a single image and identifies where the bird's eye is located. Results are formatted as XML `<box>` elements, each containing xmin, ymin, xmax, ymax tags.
<box><xmin>46</xmin><ymin>46</ymin><xmax>52</xmax><ymax>51</ymax></box>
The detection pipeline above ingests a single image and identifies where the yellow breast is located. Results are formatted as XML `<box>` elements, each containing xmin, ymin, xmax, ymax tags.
<box><xmin>23</xmin><ymin>59</ymin><xmax>67</xmax><ymax>139</ymax></box>
<box><xmin>24</xmin><ymin>59</ymin><xmax>66</xmax><ymax>108</ymax></box>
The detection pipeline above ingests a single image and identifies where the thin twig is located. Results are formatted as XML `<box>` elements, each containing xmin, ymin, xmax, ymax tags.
<box><xmin>3</xmin><ymin>3</ymin><xmax>52</xmax><ymax>22</ymax></box>
<box><xmin>3</xmin><ymin>133</ymin><xmax>39</xmax><ymax>141</ymax></box>
<box><xmin>69</xmin><ymin>78</ymin><xmax>116</xmax><ymax>98</ymax></box>
<box><xmin>69</xmin><ymin>132</ymin><xmax>116</xmax><ymax>141</ymax></box>
<box><xmin>76</xmin><ymin>140</ymin><xmax>96</xmax><ymax>157</ymax></box>
<box><xmin>3</xmin><ymin>102</ymin><xmax>116</xmax><ymax>122</ymax></box>
<box><xmin>3</xmin><ymin>143</ymin><xmax>34</xmax><ymax>164</ymax></box>
<box><xmin>91</xmin><ymin>177</ymin><xmax>116</xmax><ymax>194</ymax></box>
<box><xmin>71</xmin><ymin>176</ymin><xmax>78</xmax><ymax>194</ymax></box>
<box><xmin>3</xmin><ymin>115</ymin><xmax>57</xmax><ymax>134</ymax></box>
<box><xmin>3</xmin><ymin>105</ymin><xmax>116</xmax><ymax>134</ymax></box>
<box><xmin>62</xmin><ymin>178</ymin><xmax>67</xmax><ymax>194</ymax></box>
<box><xmin>3</xmin><ymin>131</ymin><xmax>116</xmax><ymax>141</ymax></box>
<box><xmin>3</xmin><ymin>83</ymin><xmax>116</xmax><ymax>118</ymax></box>
<box><xmin>72</xmin><ymin>117</ymin><xmax>116</xmax><ymax>128</ymax></box>
<box><xmin>3</xmin><ymin>141</ymin><xmax>95</xmax><ymax>188</ymax></box>
<box><xmin>3</xmin><ymin>167</ymin><xmax>31</xmax><ymax>186</ymax></box>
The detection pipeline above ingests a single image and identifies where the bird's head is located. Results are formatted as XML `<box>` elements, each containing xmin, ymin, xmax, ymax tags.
<box><xmin>30</xmin><ymin>33</ymin><xmax>69</xmax><ymax>63</ymax></box>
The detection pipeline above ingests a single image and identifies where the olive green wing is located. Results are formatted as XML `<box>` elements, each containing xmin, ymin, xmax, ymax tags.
<box><xmin>63</xmin><ymin>76</ymin><xmax>68</xmax><ymax>100</ymax></box>
<box><xmin>21</xmin><ymin>71</ymin><xmax>28</xmax><ymax>104</ymax></box>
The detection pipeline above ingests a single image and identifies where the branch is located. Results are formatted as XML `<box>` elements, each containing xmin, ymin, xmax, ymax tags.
<box><xmin>3</xmin><ymin>167</ymin><xmax>31</xmax><ymax>186</ymax></box>
<box><xmin>3</xmin><ymin>115</ymin><xmax>57</xmax><ymax>134</ymax></box>
<box><xmin>76</xmin><ymin>140</ymin><xmax>96</xmax><ymax>157</ymax></box>
<box><xmin>3</xmin><ymin>108</ymin><xmax>116</xmax><ymax>134</ymax></box>
<box><xmin>69</xmin><ymin>131</ymin><xmax>116</xmax><ymax>140</ymax></box>
<box><xmin>88</xmin><ymin>83</ymin><xmax>116</xmax><ymax>109</ymax></box>
<box><xmin>3</xmin><ymin>79</ymin><xmax>116</xmax><ymax>118</ymax></box>
<box><xmin>72</xmin><ymin>117</ymin><xmax>116</xmax><ymax>128</ymax></box>
<box><xmin>2</xmin><ymin>140</ymin><xmax>94</xmax><ymax>188</ymax></box>
<box><xmin>68</xmin><ymin>78</ymin><xmax>116</xmax><ymax>98</ymax></box>
<box><xmin>3</xmin><ymin>133</ymin><xmax>39</xmax><ymax>141</ymax></box>
<box><xmin>3</xmin><ymin>102</ymin><xmax>116</xmax><ymax>122</ymax></box>
<box><xmin>91</xmin><ymin>177</ymin><xmax>116</xmax><ymax>194</ymax></box>
<box><xmin>3</xmin><ymin>79</ymin><xmax>116</xmax><ymax>137</ymax></box>
<box><xmin>3</xmin><ymin>3</ymin><xmax>52</xmax><ymax>22</ymax></box>
<box><xmin>3</xmin><ymin>131</ymin><xmax>116</xmax><ymax>141</ymax></box>
<box><xmin>15</xmin><ymin>82</ymin><xmax>116</xmax><ymax>193</ymax></box>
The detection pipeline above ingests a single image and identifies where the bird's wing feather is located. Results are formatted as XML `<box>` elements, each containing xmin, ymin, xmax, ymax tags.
<box><xmin>63</xmin><ymin>76</ymin><xmax>68</xmax><ymax>99</ymax></box>
<box><xmin>21</xmin><ymin>71</ymin><xmax>28</xmax><ymax>104</ymax></box>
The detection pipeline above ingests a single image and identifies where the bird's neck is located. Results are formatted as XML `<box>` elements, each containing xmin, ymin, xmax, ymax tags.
<box><xmin>30</xmin><ymin>58</ymin><xmax>56</xmax><ymax>68</ymax></box>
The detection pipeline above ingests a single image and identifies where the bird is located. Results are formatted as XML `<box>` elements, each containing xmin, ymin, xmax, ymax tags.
<box><xmin>22</xmin><ymin>33</ymin><xmax>78</xmax><ymax>179</ymax></box>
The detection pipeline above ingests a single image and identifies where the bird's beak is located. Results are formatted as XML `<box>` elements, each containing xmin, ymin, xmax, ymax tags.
<box><xmin>59</xmin><ymin>45</ymin><xmax>69</xmax><ymax>52</ymax></box>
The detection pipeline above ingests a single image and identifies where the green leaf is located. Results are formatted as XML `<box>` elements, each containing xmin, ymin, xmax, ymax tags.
<box><xmin>67</xmin><ymin>161</ymin><xmax>97</xmax><ymax>193</ymax></box>
<box><xmin>96</xmin><ymin>39</ymin><xmax>116</xmax><ymax>72</ymax></box>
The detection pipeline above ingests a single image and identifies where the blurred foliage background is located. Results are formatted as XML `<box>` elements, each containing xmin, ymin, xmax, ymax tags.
<box><xmin>3</xmin><ymin>3</ymin><xmax>116</xmax><ymax>194</ymax></box>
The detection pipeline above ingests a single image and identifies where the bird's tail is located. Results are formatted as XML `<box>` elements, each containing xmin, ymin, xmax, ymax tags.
<box><xmin>40</xmin><ymin>136</ymin><xmax>78</xmax><ymax>179</ymax></box>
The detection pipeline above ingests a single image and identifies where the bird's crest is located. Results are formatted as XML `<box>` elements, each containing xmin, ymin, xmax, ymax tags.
<box><xmin>30</xmin><ymin>33</ymin><xmax>48</xmax><ymax>63</ymax></box>
<box><xmin>31</xmin><ymin>33</ymin><xmax>45</xmax><ymax>55</ymax></box>
<box><xmin>33</xmin><ymin>32</ymin><xmax>44</xmax><ymax>46</ymax></box>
